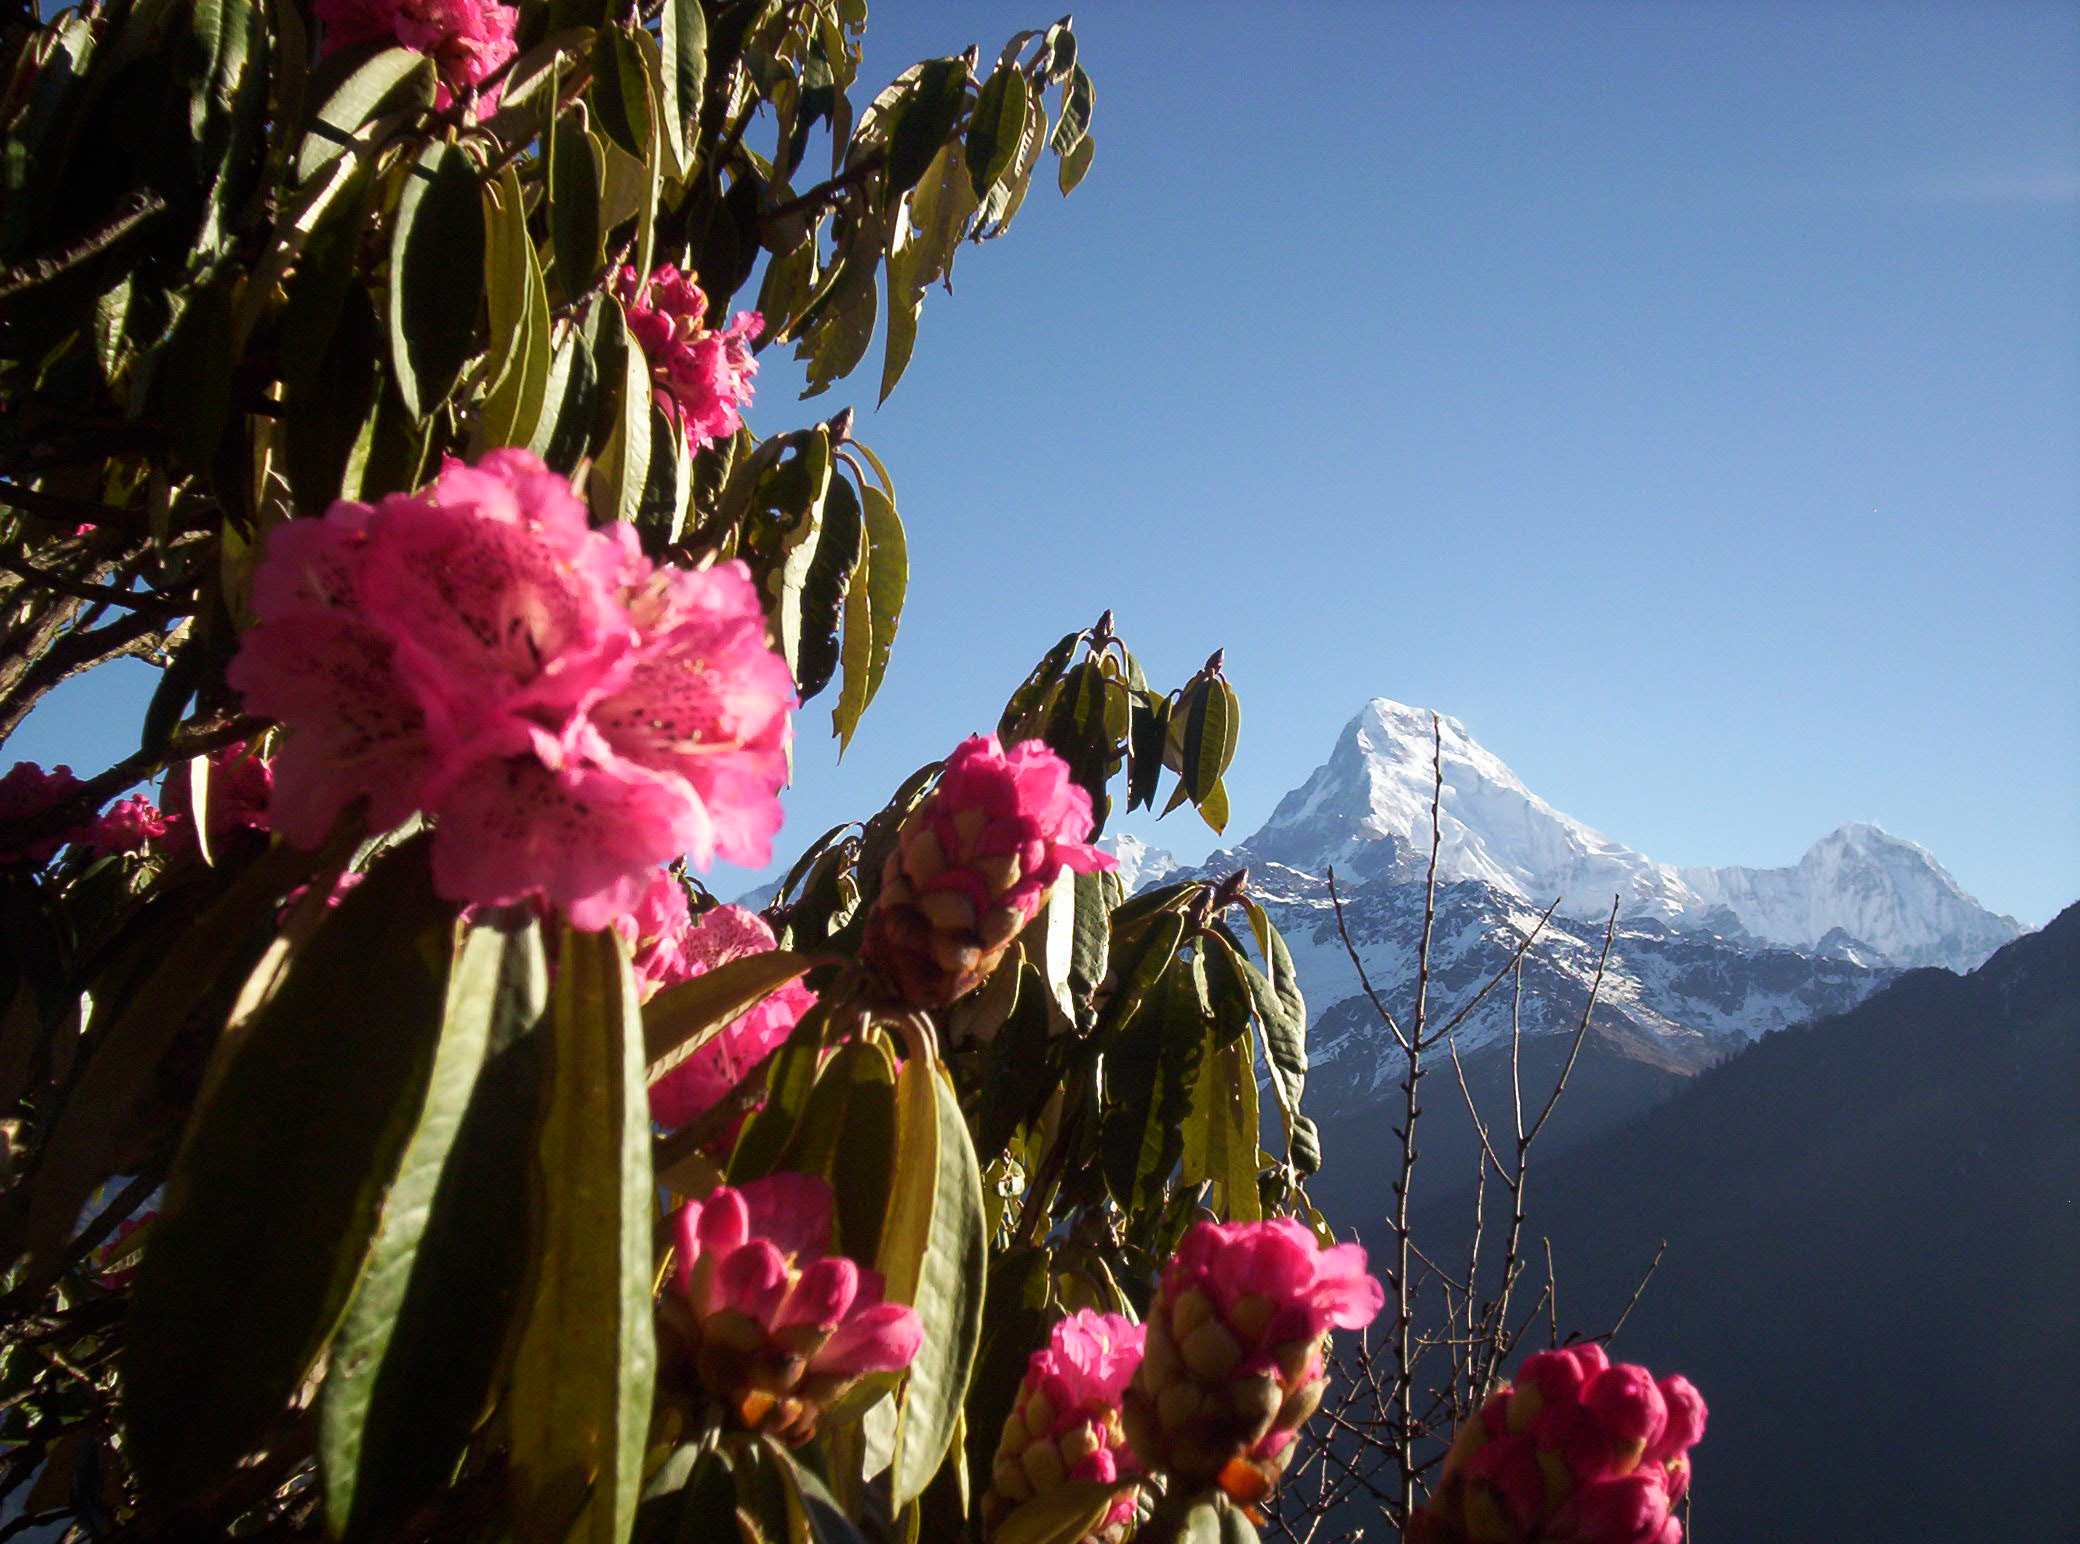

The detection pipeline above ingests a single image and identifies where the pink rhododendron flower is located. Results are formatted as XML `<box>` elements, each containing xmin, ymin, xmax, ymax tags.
<box><xmin>227</xmin><ymin>449</ymin><xmax>795</xmax><ymax>930</ymax></box>
<box><xmin>85</xmin><ymin>794</ymin><xmax>169</xmax><ymax>857</ymax></box>
<box><xmin>986</xmin><ymin>1311</ymin><xmax>1147</xmax><ymax>1542</ymax></box>
<box><xmin>312</xmin><ymin>0</ymin><xmax>517</xmax><ymax>112</ymax></box>
<box><xmin>672</xmin><ymin>1174</ymin><xmax>921</xmax><ymax>1445</ymax></box>
<box><xmin>647</xmin><ymin>903</ymin><xmax>816</xmax><ymax>1133</ymax></box>
<box><xmin>1123</xmin><ymin>1217</ymin><xmax>1383</xmax><ymax>1503</ymax></box>
<box><xmin>161</xmin><ymin>743</ymin><xmax>273</xmax><ymax>851</ymax></box>
<box><xmin>861</xmin><ymin>734</ymin><xmax>1116</xmax><ymax>1008</ymax></box>
<box><xmin>1404</xmin><ymin>1345</ymin><xmax>1706</xmax><ymax>1544</ymax></box>
<box><xmin>615</xmin><ymin>867</ymin><xmax>695</xmax><ymax>998</ymax></box>
<box><xmin>613</xmin><ymin>265</ymin><xmax>762</xmax><ymax>452</ymax></box>
<box><xmin>0</xmin><ymin>762</ymin><xmax>87</xmax><ymax>864</ymax></box>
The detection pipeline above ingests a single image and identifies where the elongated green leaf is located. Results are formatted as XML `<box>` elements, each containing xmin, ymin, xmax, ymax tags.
<box><xmin>507</xmin><ymin>927</ymin><xmax>656</xmax><ymax>1544</ymax></box>
<box><xmin>1050</xmin><ymin>64</ymin><xmax>1093</xmax><ymax>155</ymax></box>
<box><xmin>777</xmin><ymin>1038</ymin><xmax>898</xmax><ymax>1260</ymax></box>
<box><xmin>478</xmin><ymin>171</ymin><xmax>554</xmax><ymax>451</ymax></box>
<box><xmin>966</xmin><ymin>66</ymin><xmax>1029</xmax><ymax>197</ymax></box>
<box><xmin>549</xmin><ymin>111</ymin><xmax>605</xmax><ymax>303</ymax></box>
<box><xmin>388</xmin><ymin>139</ymin><xmax>485</xmax><ymax>418</ymax></box>
<box><xmin>833</xmin><ymin>526</ymin><xmax>875</xmax><ymax>751</ymax></box>
<box><xmin>321</xmin><ymin>912</ymin><xmax>548</xmax><ymax>1542</ymax></box>
<box><xmin>589</xmin><ymin>28</ymin><xmax>648</xmax><ymax>158</ymax></box>
<box><xmin>596</xmin><ymin>296</ymin><xmax>652</xmax><ymax>526</ymax></box>
<box><xmin>885</xmin><ymin>57</ymin><xmax>971</xmax><ymax>199</ymax></box>
<box><xmin>994</xmin><ymin>1482</ymin><xmax>1133</xmax><ymax>1544</ymax></box>
<box><xmin>641</xmin><ymin>948</ymin><xmax>812</xmax><ymax>1083</ymax></box>
<box><xmin>657</xmin><ymin>0</ymin><xmax>704</xmax><ymax>172</ymax></box>
<box><xmin>1095</xmin><ymin>910</ymin><xmax>1186</xmax><ymax>1046</ymax></box>
<box><xmin>1103</xmin><ymin>957</ymin><xmax>1207</xmax><ymax>1212</ymax></box>
<box><xmin>799</xmin><ymin>250</ymin><xmax>878</xmax><ymax>398</ymax></box>
<box><xmin>1057</xmin><ymin>133</ymin><xmax>1095</xmax><ymax>194</ymax></box>
<box><xmin>1182</xmin><ymin>1024</ymin><xmax>1261</xmax><ymax>1223</ymax></box>
<box><xmin>295</xmin><ymin>45</ymin><xmax>434</xmax><ymax>183</ymax></box>
<box><xmin>794</xmin><ymin>469</ymin><xmax>863</xmax><ymax>702</ymax></box>
<box><xmin>884</xmin><ymin>1060</ymin><xmax>986</xmax><ymax>1506</ymax></box>
<box><xmin>858</xmin><ymin>482</ymin><xmax>907</xmax><ymax>707</ymax></box>
<box><xmin>120</xmin><ymin>842</ymin><xmax>453</xmax><ymax>1511</ymax></box>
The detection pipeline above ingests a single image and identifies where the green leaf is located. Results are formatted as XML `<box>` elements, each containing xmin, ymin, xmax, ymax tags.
<box><xmin>295</xmin><ymin>45</ymin><xmax>434</xmax><ymax>184</ymax></box>
<box><xmin>1180</xmin><ymin>677</ymin><xmax>1233</xmax><ymax>805</ymax></box>
<box><xmin>477</xmin><ymin>169</ymin><xmax>554</xmax><ymax>452</ymax></box>
<box><xmin>1102</xmin><ymin>954</ymin><xmax>1207</xmax><ymax>1212</ymax></box>
<box><xmin>597</xmin><ymin>295</ymin><xmax>652</xmax><ymax>526</ymax></box>
<box><xmin>590</xmin><ymin>27</ymin><xmax>649</xmax><ymax>159</ymax></box>
<box><xmin>858</xmin><ymin>481</ymin><xmax>907</xmax><ymax>708</ymax></box>
<box><xmin>278</xmin><ymin>158</ymin><xmax>378</xmax><ymax>393</ymax></box>
<box><xmin>1057</xmin><ymin>133</ymin><xmax>1095</xmax><ymax>195</ymax></box>
<box><xmin>885</xmin><ymin>57</ymin><xmax>971</xmax><ymax>199</ymax></box>
<box><xmin>883</xmin><ymin>1059</ymin><xmax>986</xmax><ymax>1506</ymax></box>
<box><xmin>776</xmin><ymin>1038</ymin><xmax>898</xmax><ymax>1261</ymax></box>
<box><xmin>1181</xmin><ymin>1022</ymin><xmax>1261</xmax><ymax>1223</ymax></box>
<box><xmin>798</xmin><ymin>249</ymin><xmax>879</xmax><ymax>398</ymax></box>
<box><xmin>1049</xmin><ymin>64</ymin><xmax>1094</xmax><ymax>155</ymax></box>
<box><xmin>506</xmin><ymin>927</ymin><xmax>657</xmax><ymax>1544</ymax></box>
<box><xmin>120</xmin><ymin>842</ymin><xmax>453</xmax><ymax>1511</ymax></box>
<box><xmin>549</xmin><ymin>109</ymin><xmax>605</xmax><ymax>304</ymax></box>
<box><xmin>387</xmin><ymin>139</ymin><xmax>486</xmax><ymax>419</ymax></box>
<box><xmin>993</xmin><ymin>1482</ymin><xmax>1134</xmax><ymax>1544</ymax></box>
<box><xmin>528</xmin><ymin>307</ymin><xmax>602</xmax><ymax>474</ymax></box>
<box><xmin>641</xmin><ymin>948</ymin><xmax>813</xmax><ymax>1084</ymax></box>
<box><xmin>966</xmin><ymin>65</ymin><xmax>1029</xmax><ymax>198</ymax></box>
<box><xmin>321</xmin><ymin>911</ymin><xmax>550</xmax><ymax>1542</ymax></box>
<box><xmin>793</xmin><ymin>469</ymin><xmax>863</xmax><ymax>703</ymax></box>
<box><xmin>656</xmin><ymin>0</ymin><xmax>705</xmax><ymax>172</ymax></box>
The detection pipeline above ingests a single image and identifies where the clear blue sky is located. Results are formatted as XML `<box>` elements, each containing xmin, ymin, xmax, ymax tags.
<box><xmin>14</xmin><ymin>0</ymin><xmax>2077</xmax><ymax>925</ymax></box>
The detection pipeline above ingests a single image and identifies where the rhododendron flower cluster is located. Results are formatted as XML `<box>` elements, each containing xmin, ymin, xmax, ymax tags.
<box><xmin>985</xmin><ymin>1311</ymin><xmax>1147</xmax><ymax>1543</ymax></box>
<box><xmin>312</xmin><ymin>0</ymin><xmax>517</xmax><ymax>112</ymax></box>
<box><xmin>672</xmin><ymin>1174</ymin><xmax>921</xmax><ymax>1445</ymax></box>
<box><xmin>1404</xmin><ymin>1345</ymin><xmax>1706</xmax><ymax>1544</ymax></box>
<box><xmin>227</xmin><ymin>449</ymin><xmax>794</xmax><ymax>930</ymax></box>
<box><xmin>861</xmin><ymin>735</ymin><xmax>1116</xmax><ymax>1008</ymax></box>
<box><xmin>0</xmin><ymin>762</ymin><xmax>85</xmax><ymax>864</ymax></box>
<box><xmin>1123</xmin><ymin>1217</ymin><xmax>1384</xmax><ymax>1504</ymax></box>
<box><xmin>614</xmin><ymin>265</ymin><xmax>763</xmax><ymax>454</ymax></box>
<box><xmin>645</xmin><ymin>901</ymin><xmax>817</xmax><ymax>1133</ymax></box>
<box><xmin>85</xmin><ymin>795</ymin><xmax>169</xmax><ymax>857</ymax></box>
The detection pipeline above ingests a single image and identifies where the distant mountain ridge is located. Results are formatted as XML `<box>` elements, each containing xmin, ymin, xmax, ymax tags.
<box><xmin>1232</xmin><ymin>699</ymin><xmax>2020</xmax><ymax>973</ymax></box>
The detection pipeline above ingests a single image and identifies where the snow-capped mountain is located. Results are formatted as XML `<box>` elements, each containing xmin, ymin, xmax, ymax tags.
<box><xmin>1097</xmin><ymin>833</ymin><xmax>1178</xmax><ymax>894</ymax></box>
<box><xmin>1235</xmin><ymin>699</ymin><xmax>2020</xmax><ymax>973</ymax></box>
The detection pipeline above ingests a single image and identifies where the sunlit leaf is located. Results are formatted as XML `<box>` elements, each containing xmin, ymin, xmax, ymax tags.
<box><xmin>387</xmin><ymin>139</ymin><xmax>485</xmax><ymax>418</ymax></box>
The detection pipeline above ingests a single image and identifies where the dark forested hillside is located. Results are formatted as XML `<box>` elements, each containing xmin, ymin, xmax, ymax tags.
<box><xmin>1499</xmin><ymin>904</ymin><xmax>2080</xmax><ymax>1542</ymax></box>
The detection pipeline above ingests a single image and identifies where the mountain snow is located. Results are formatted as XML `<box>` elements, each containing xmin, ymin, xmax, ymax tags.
<box><xmin>1234</xmin><ymin>699</ymin><xmax>2020</xmax><ymax>973</ymax></box>
<box><xmin>1097</xmin><ymin>833</ymin><xmax>1178</xmax><ymax>894</ymax></box>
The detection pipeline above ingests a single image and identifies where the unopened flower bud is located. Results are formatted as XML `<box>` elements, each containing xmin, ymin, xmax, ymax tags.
<box><xmin>1406</xmin><ymin>1351</ymin><xmax>1705</xmax><ymax>1544</ymax></box>
<box><xmin>984</xmin><ymin>1311</ymin><xmax>1145</xmax><ymax>1544</ymax></box>
<box><xmin>861</xmin><ymin>735</ymin><xmax>1115</xmax><ymax>1009</ymax></box>
<box><xmin>1122</xmin><ymin>1219</ymin><xmax>1382</xmax><ymax>1505</ymax></box>
<box><xmin>673</xmin><ymin>1175</ymin><xmax>921</xmax><ymax>1446</ymax></box>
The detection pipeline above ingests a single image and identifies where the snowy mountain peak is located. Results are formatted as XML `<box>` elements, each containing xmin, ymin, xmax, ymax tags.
<box><xmin>1098</xmin><ymin>833</ymin><xmax>1179</xmax><ymax>893</ymax></box>
<box><xmin>1236</xmin><ymin>700</ymin><xmax>2022</xmax><ymax>973</ymax></box>
<box><xmin>1246</xmin><ymin>698</ymin><xmax>1698</xmax><ymax>923</ymax></box>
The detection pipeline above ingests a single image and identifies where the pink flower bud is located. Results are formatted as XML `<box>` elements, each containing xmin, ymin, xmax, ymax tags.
<box><xmin>671</xmin><ymin>1175</ymin><xmax>920</xmax><ymax>1446</ymax></box>
<box><xmin>861</xmin><ymin>735</ymin><xmax>1116</xmax><ymax>1009</ymax></box>
<box><xmin>1121</xmin><ymin>1219</ymin><xmax>1381</xmax><ymax>1504</ymax></box>
<box><xmin>1406</xmin><ymin>1351</ymin><xmax>1705</xmax><ymax>1544</ymax></box>
<box><xmin>985</xmin><ymin>1311</ymin><xmax>1146</xmax><ymax>1542</ymax></box>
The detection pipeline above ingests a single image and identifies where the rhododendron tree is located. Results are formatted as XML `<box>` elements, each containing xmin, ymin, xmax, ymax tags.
<box><xmin>0</xmin><ymin>4</ymin><xmax>1693</xmax><ymax>1542</ymax></box>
